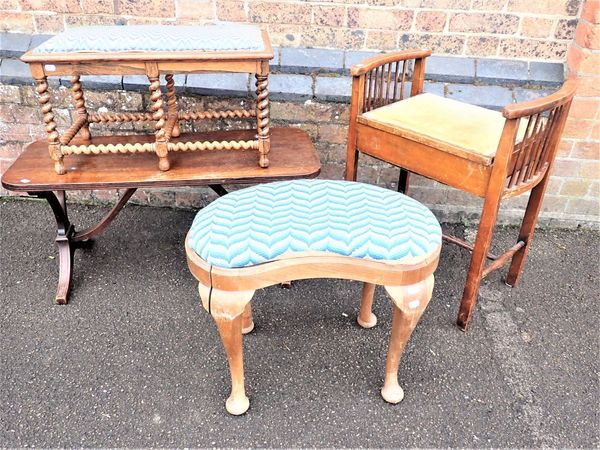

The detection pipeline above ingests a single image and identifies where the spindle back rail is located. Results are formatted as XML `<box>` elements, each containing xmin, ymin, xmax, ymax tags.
<box><xmin>351</xmin><ymin>49</ymin><xmax>429</xmax><ymax>114</ymax></box>
<box><xmin>503</xmin><ymin>91</ymin><xmax>572</xmax><ymax>198</ymax></box>
<box><xmin>347</xmin><ymin>49</ymin><xmax>430</xmax><ymax>190</ymax></box>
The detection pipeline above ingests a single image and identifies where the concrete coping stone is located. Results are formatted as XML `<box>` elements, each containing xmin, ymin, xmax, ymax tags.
<box><xmin>0</xmin><ymin>32</ymin><xmax>564</xmax><ymax>85</ymax></box>
<box><xmin>0</xmin><ymin>33</ymin><xmax>564</xmax><ymax>109</ymax></box>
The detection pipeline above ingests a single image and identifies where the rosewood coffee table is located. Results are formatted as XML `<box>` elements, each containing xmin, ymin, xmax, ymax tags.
<box><xmin>1</xmin><ymin>128</ymin><xmax>320</xmax><ymax>304</ymax></box>
<box><xmin>20</xmin><ymin>24</ymin><xmax>273</xmax><ymax>174</ymax></box>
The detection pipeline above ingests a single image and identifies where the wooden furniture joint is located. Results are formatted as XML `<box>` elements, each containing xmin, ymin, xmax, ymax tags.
<box><xmin>1</xmin><ymin>128</ymin><xmax>320</xmax><ymax>304</ymax></box>
<box><xmin>21</xmin><ymin>27</ymin><xmax>273</xmax><ymax>174</ymax></box>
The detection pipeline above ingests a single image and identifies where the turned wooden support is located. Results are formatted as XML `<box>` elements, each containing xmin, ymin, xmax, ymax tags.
<box><xmin>178</xmin><ymin>109</ymin><xmax>256</xmax><ymax>121</ymax></box>
<box><xmin>165</xmin><ymin>73</ymin><xmax>180</xmax><ymax>138</ymax></box>
<box><xmin>381</xmin><ymin>275</ymin><xmax>434</xmax><ymax>404</ymax></box>
<box><xmin>255</xmin><ymin>73</ymin><xmax>270</xmax><ymax>168</ymax></box>
<box><xmin>70</xmin><ymin>74</ymin><xmax>91</xmax><ymax>141</ymax></box>
<box><xmin>146</xmin><ymin>64</ymin><xmax>170</xmax><ymax>171</ymax></box>
<box><xmin>198</xmin><ymin>283</ymin><xmax>255</xmax><ymax>415</ymax></box>
<box><xmin>168</xmin><ymin>140</ymin><xmax>258</xmax><ymax>152</ymax></box>
<box><xmin>34</xmin><ymin>72</ymin><xmax>64</xmax><ymax>174</ymax></box>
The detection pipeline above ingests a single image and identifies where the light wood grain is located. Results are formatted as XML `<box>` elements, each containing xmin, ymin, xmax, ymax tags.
<box><xmin>186</xmin><ymin>243</ymin><xmax>441</xmax><ymax>292</ymax></box>
<box><xmin>198</xmin><ymin>283</ymin><xmax>254</xmax><ymax>415</ymax></box>
<box><xmin>381</xmin><ymin>275</ymin><xmax>434</xmax><ymax>404</ymax></box>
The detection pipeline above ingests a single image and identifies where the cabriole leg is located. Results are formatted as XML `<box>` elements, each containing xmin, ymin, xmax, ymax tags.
<box><xmin>242</xmin><ymin>302</ymin><xmax>255</xmax><ymax>335</ymax></box>
<box><xmin>198</xmin><ymin>283</ymin><xmax>255</xmax><ymax>415</ymax></box>
<box><xmin>357</xmin><ymin>282</ymin><xmax>377</xmax><ymax>328</ymax></box>
<box><xmin>381</xmin><ymin>275</ymin><xmax>434</xmax><ymax>404</ymax></box>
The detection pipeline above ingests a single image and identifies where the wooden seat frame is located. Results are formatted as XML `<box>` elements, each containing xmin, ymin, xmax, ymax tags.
<box><xmin>186</xmin><ymin>239</ymin><xmax>440</xmax><ymax>415</ymax></box>
<box><xmin>345</xmin><ymin>49</ymin><xmax>576</xmax><ymax>331</ymax></box>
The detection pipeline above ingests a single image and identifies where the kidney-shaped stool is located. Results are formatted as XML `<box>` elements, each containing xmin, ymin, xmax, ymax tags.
<box><xmin>185</xmin><ymin>179</ymin><xmax>442</xmax><ymax>415</ymax></box>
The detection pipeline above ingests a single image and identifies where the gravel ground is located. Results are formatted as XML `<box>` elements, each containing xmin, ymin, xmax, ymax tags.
<box><xmin>0</xmin><ymin>198</ymin><xmax>598</xmax><ymax>448</ymax></box>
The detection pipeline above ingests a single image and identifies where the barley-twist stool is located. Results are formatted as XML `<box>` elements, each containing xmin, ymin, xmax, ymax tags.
<box><xmin>22</xmin><ymin>24</ymin><xmax>273</xmax><ymax>174</ymax></box>
<box><xmin>185</xmin><ymin>179</ymin><xmax>442</xmax><ymax>415</ymax></box>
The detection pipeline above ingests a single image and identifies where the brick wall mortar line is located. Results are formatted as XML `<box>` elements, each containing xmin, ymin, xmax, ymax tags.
<box><xmin>409</xmin><ymin>9</ymin><xmax>417</xmax><ymax>32</ymax></box>
<box><xmin>550</xmin><ymin>17</ymin><xmax>561</xmax><ymax>38</ymax></box>
<box><xmin>516</xmin><ymin>13</ymin><xmax>524</xmax><ymax>36</ymax></box>
<box><xmin>443</xmin><ymin>11</ymin><xmax>450</xmax><ymax>34</ymax></box>
<box><xmin>212</xmin><ymin>0</ymin><xmax>218</xmax><ymax>20</ymax></box>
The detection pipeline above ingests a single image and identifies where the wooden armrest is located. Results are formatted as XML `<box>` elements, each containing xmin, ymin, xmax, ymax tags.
<box><xmin>350</xmin><ymin>49</ymin><xmax>432</xmax><ymax>76</ymax></box>
<box><xmin>502</xmin><ymin>79</ymin><xmax>576</xmax><ymax>119</ymax></box>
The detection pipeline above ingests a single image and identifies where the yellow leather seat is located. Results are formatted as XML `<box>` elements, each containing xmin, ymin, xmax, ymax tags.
<box><xmin>359</xmin><ymin>93</ymin><xmax>529</xmax><ymax>166</ymax></box>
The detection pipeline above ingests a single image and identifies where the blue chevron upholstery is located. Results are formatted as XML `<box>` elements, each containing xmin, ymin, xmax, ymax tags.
<box><xmin>188</xmin><ymin>180</ymin><xmax>441</xmax><ymax>269</ymax></box>
<box><xmin>32</xmin><ymin>24</ymin><xmax>264</xmax><ymax>54</ymax></box>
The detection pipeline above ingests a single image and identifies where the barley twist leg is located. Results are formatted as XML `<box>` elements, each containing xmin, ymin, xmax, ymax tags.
<box><xmin>70</xmin><ymin>75</ymin><xmax>91</xmax><ymax>141</ymax></box>
<box><xmin>148</xmin><ymin>75</ymin><xmax>169</xmax><ymax>171</ymax></box>
<box><xmin>165</xmin><ymin>73</ymin><xmax>180</xmax><ymax>138</ymax></box>
<box><xmin>35</xmin><ymin>77</ymin><xmax>64</xmax><ymax>174</ymax></box>
<box><xmin>255</xmin><ymin>74</ymin><xmax>270</xmax><ymax>168</ymax></box>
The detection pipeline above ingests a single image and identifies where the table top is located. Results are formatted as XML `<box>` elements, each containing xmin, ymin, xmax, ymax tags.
<box><xmin>1</xmin><ymin>128</ymin><xmax>321</xmax><ymax>192</ymax></box>
<box><xmin>21</xmin><ymin>25</ymin><xmax>273</xmax><ymax>63</ymax></box>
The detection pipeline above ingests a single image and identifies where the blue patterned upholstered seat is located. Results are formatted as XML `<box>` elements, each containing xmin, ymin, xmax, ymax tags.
<box><xmin>32</xmin><ymin>24</ymin><xmax>264</xmax><ymax>54</ymax></box>
<box><xmin>188</xmin><ymin>180</ymin><xmax>441</xmax><ymax>269</ymax></box>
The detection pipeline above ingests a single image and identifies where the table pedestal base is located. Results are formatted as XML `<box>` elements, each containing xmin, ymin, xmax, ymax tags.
<box><xmin>31</xmin><ymin>185</ymin><xmax>228</xmax><ymax>304</ymax></box>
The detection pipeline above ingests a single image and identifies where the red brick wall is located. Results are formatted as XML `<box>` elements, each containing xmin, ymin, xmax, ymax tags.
<box><xmin>561</xmin><ymin>0</ymin><xmax>599</xmax><ymax>217</ymax></box>
<box><xmin>0</xmin><ymin>0</ymin><xmax>581</xmax><ymax>60</ymax></box>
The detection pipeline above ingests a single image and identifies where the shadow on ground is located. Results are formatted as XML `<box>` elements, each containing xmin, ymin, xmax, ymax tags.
<box><xmin>0</xmin><ymin>199</ymin><xmax>598</xmax><ymax>448</ymax></box>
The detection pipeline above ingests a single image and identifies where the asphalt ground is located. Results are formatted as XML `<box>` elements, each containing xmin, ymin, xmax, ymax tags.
<box><xmin>0</xmin><ymin>198</ymin><xmax>598</xmax><ymax>448</ymax></box>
